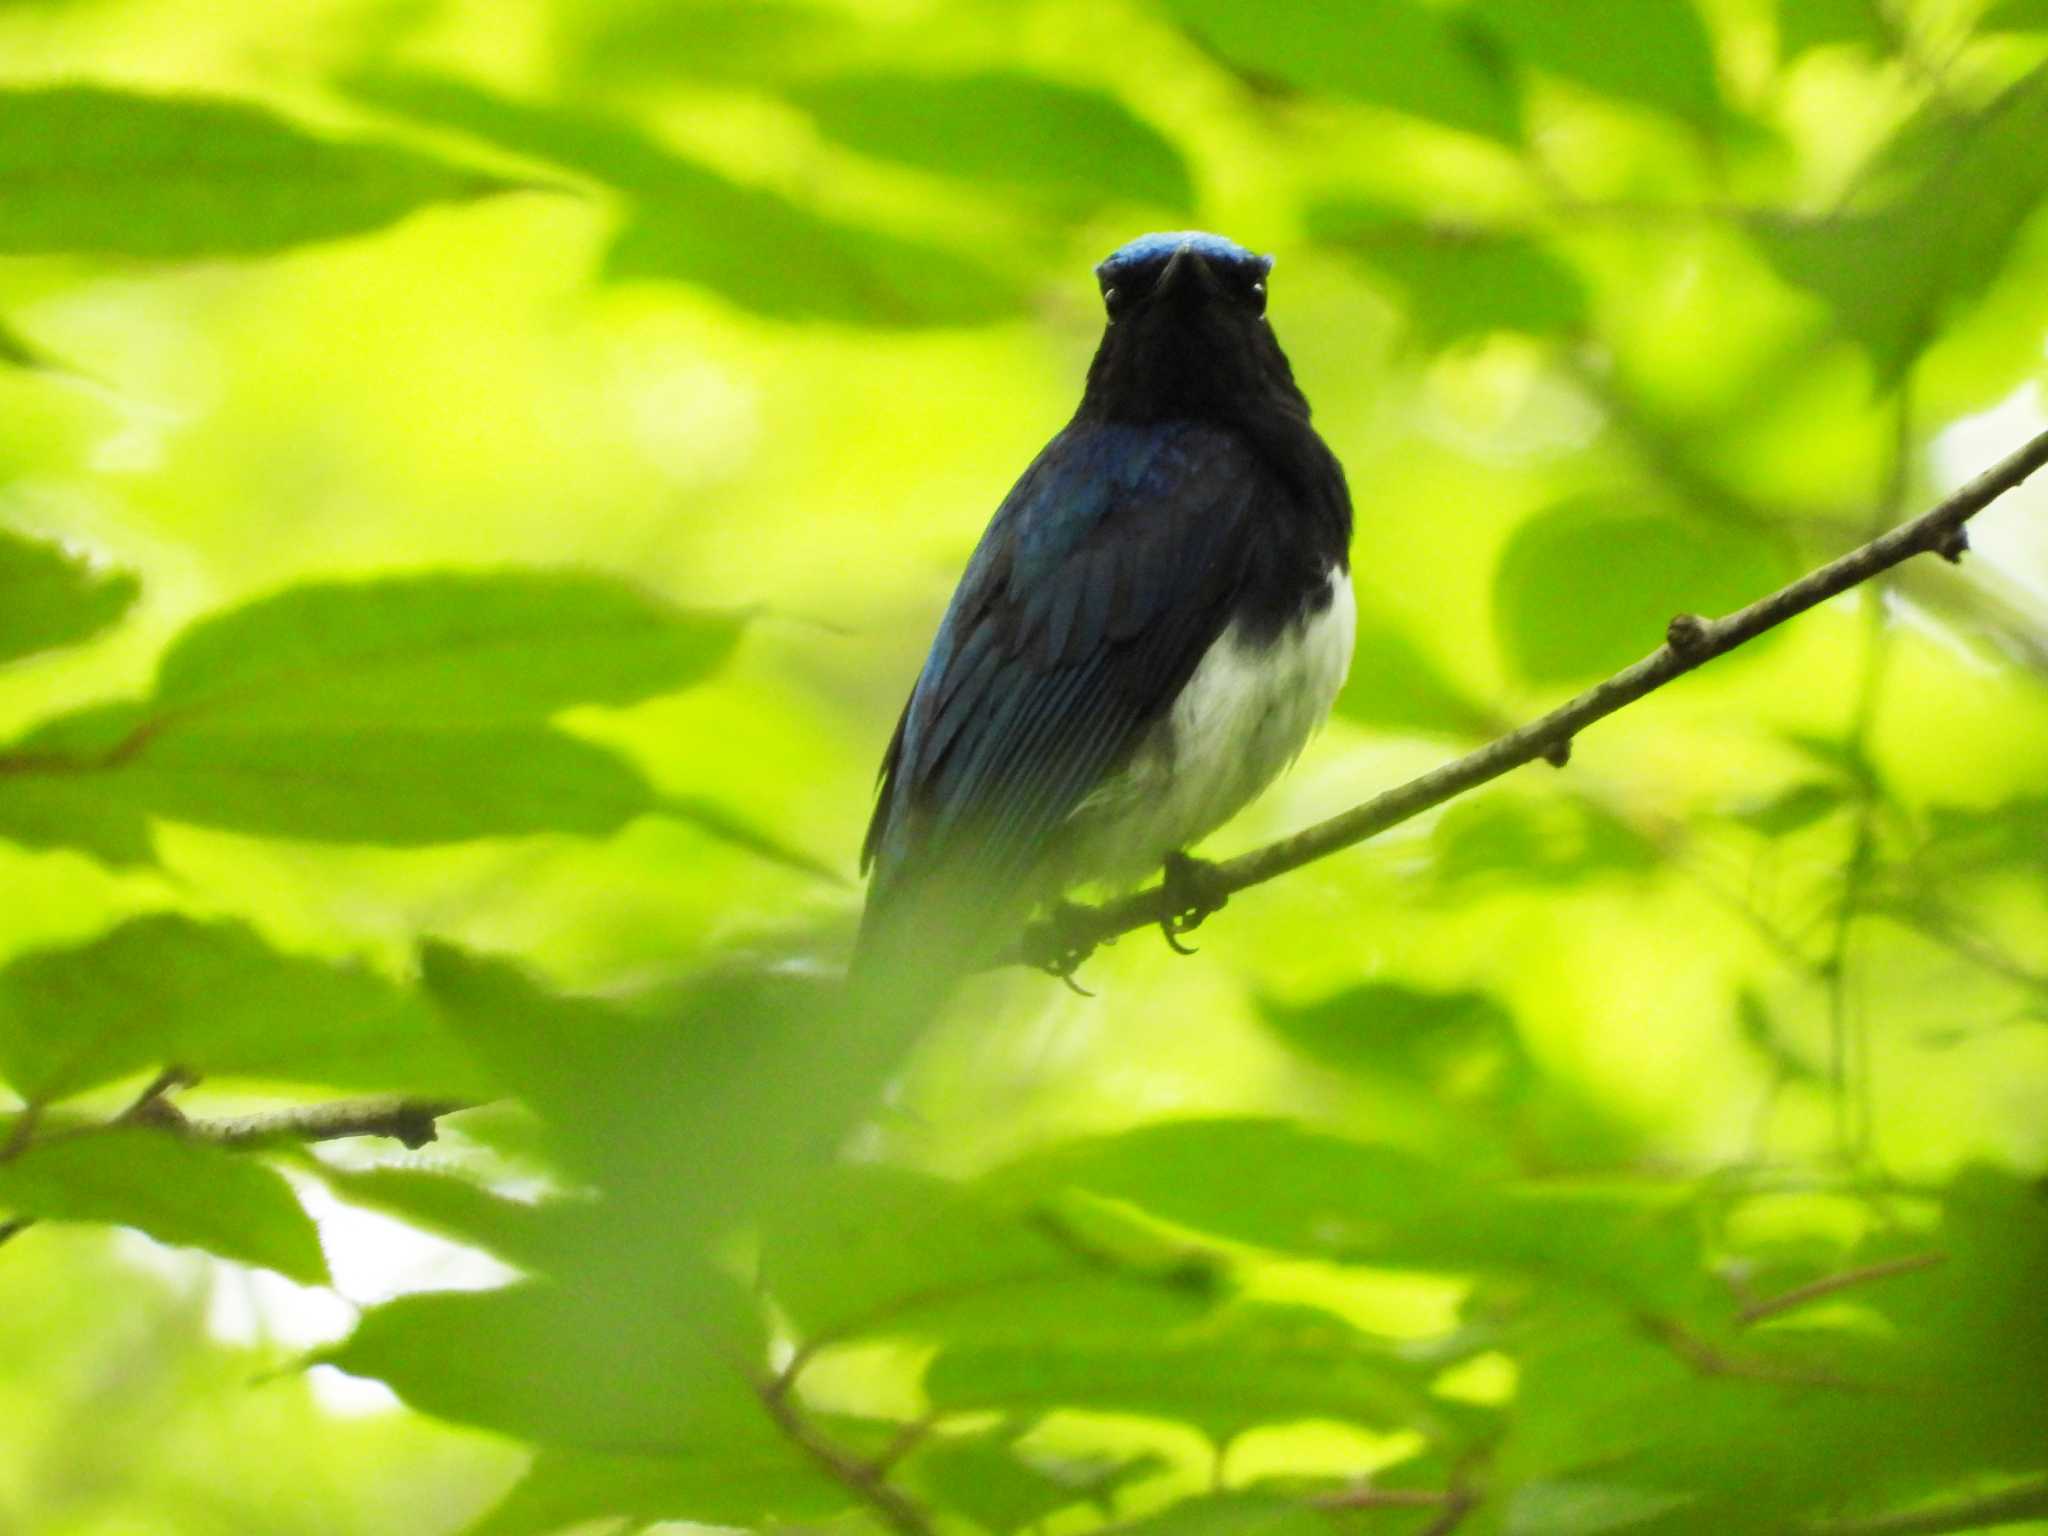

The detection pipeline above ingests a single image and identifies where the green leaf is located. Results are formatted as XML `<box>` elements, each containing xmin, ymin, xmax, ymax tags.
<box><xmin>576</xmin><ymin>2</ymin><xmax>861</xmax><ymax>86</ymax></box>
<box><xmin>1779</xmin><ymin>0</ymin><xmax>1891</xmax><ymax>55</ymax></box>
<box><xmin>996</xmin><ymin>1119</ymin><xmax>1711</xmax><ymax>1311</ymax></box>
<box><xmin>309</xmin><ymin>1163</ymin><xmax>580</xmax><ymax>1275</ymax></box>
<box><xmin>0</xmin><ymin>571</ymin><xmax>784</xmax><ymax>858</ymax></box>
<box><xmin>1430</xmin><ymin>794</ymin><xmax>1661</xmax><ymax>890</ymax></box>
<box><xmin>0</xmin><ymin>526</ymin><xmax>138</xmax><ymax>664</ymax></box>
<box><xmin>1260</xmin><ymin>982</ymin><xmax>1530</xmax><ymax>1107</ymax></box>
<box><xmin>1981</xmin><ymin>0</ymin><xmax>2048</xmax><ymax>32</ymax></box>
<box><xmin>1749</xmin><ymin>69</ymin><xmax>2048</xmax><ymax>381</ymax></box>
<box><xmin>924</xmin><ymin>1302</ymin><xmax>1439</xmax><ymax>1439</ymax></box>
<box><xmin>321</xmin><ymin>1273</ymin><xmax>764</xmax><ymax>1448</ymax></box>
<box><xmin>1306</xmin><ymin>201</ymin><xmax>1586</xmax><ymax>345</ymax></box>
<box><xmin>349</xmin><ymin>72</ymin><xmax>1026</xmax><ymax>327</ymax></box>
<box><xmin>0</xmin><ymin>84</ymin><xmax>516</xmax><ymax>259</ymax></box>
<box><xmin>1335</xmin><ymin>616</ymin><xmax>1500</xmax><ymax>736</ymax></box>
<box><xmin>763</xmin><ymin>1162</ymin><xmax>1214</xmax><ymax>1349</ymax></box>
<box><xmin>1493</xmin><ymin>494</ymin><xmax>1789</xmax><ymax>684</ymax></box>
<box><xmin>1730</xmin><ymin>780</ymin><xmax>1848</xmax><ymax>836</ymax></box>
<box><xmin>0</xmin><ymin>914</ymin><xmax>481</xmax><ymax>1104</ymax></box>
<box><xmin>0</xmin><ymin>1127</ymin><xmax>326</xmax><ymax>1282</ymax></box>
<box><xmin>103</xmin><ymin>723</ymin><xmax>657</xmax><ymax>844</ymax></box>
<box><xmin>1160</xmin><ymin>0</ymin><xmax>1521</xmax><ymax>144</ymax></box>
<box><xmin>1463</xmin><ymin>0</ymin><xmax>1721</xmax><ymax>122</ymax></box>
<box><xmin>0</xmin><ymin>774</ymin><xmax>157</xmax><ymax>866</ymax></box>
<box><xmin>786</xmin><ymin>71</ymin><xmax>1195</xmax><ymax>212</ymax></box>
<box><xmin>1107</xmin><ymin>1496</ymin><xmax>1332</xmax><ymax>1536</ymax></box>
<box><xmin>466</xmin><ymin>1445</ymin><xmax>851</xmax><ymax>1536</ymax></box>
<box><xmin>152</xmin><ymin>571</ymin><xmax>741</xmax><ymax>728</ymax></box>
<box><xmin>1505</xmin><ymin>1481</ymin><xmax>1699</xmax><ymax>1535</ymax></box>
<box><xmin>906</xmin><ymin>1431</ymin><xmax>1162</xmax><ymax>1535</ymax></box>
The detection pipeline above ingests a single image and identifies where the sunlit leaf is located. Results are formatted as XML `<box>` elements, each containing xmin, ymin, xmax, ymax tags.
<box><xmin>906</xmin><ymin>1431</ymin><xmax>1161</xmax><ymax>1535</ymax></box>
<box><xmin>1429</xmin><ymin>795</ymin><xmax>1661</xmax><ymax>890</ymax></box>
<box><xmin>786</xmin><ymin>71</ymin><xmax>1195</xmax><ymax>212</ymax></box>
<box><xmin>1078</xmin><ymin>1495</ymin><xmax>1329</xmax><ymax>1536</ymax></box>
<box><xmin>1493</xmin><ymin>494</ymin><xmax>1790</xmax><ymax>683</ymax></box>
<box><xmin>1981</xmin><ymin>0</ymin><xmax>2048</xmax><ymax>30</ymax></box>
<box><xmin>0</xmin><ymin>526</ymin><xmax>138</xmax><ymax>664</ymax></box>
<box><xmin>0</xmin><ymin>1128</ymin><xmax>326</xmax><ymax>1282</ymax></box>
<box><xmin>0</xmin><ymin>84</ymin><xmax>517</xmax><ymax>259</ymax></box>
<box><xmin>348</xmin><ymin>72</ymin><xmax>1026</xmax><ymax>326</ymax></box>
<box><xmin>310</xmin><ymin>1162</ymin><xmax>579</xmax><ymax>1276</ymax></box>
<box><xmin>0</xmin><ymin>914</ymin><xmax>480</xmax><ymax>1104</ymax></box>
<box><xmin>467</xmin><ymin>1444</ymin><xmax>851</xmax><ymax>1536</ymax></box>
<box><xmin>153</xmin><ymin>571</ymin><xmax>740</xmax><ymax>728</ymax></box>
<box><xmin>1161</xmin><ymin>0</ymin><xmax>1521</xmax><ymax>143</ymax></box>
<box><xmin>1730</xmin><ymin>780</ymin><xmax>1848</xmax><ymax>836</ymax></box>
<box><xmin>1463</xmin><ymin>0</ymin><xmax>1722</xmax><ymax>122</ymax></box>
<box><xmin>1306</xmin><ymin>201</ymin><xmax>1586</xmax><ymax>345</ymax></box>
<box><xmin>1749</xmin><ymin>69</ymin><xmax>2048</xmax><ymax>381</ymax></box>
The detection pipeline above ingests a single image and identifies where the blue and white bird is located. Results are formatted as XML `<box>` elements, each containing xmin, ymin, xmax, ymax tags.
<box><xmin>858</xmin><ymin>232</ymin><xmax>1354</xmax><ymax>975</ymax></box>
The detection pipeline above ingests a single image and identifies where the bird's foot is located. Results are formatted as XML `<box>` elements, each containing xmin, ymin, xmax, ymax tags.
<box><xmin>1024</xmin><ymin>899</ymin><xmax>1099</xmax><ymax>996</ymax></box>
<box><xmin>1159</xmin><ymin>851</ymin><xmax>1228</xmax><ymax>954</ymax></box>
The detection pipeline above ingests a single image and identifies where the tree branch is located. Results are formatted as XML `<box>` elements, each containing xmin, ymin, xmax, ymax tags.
<box><xmin>1739</xmin><ymin>1252</ymin><xmax>1946</xmax><ymax>1325</ymax></box>
<box><xmin>176</xmin><ymin>1096</ymin><xmax>471</xmax><ymax>1150</ymax></box>
<box><xmin>755</xmin><ymin>1372</ymin><xmax>935</xmax><ymax>1536</ymax></box>
<box><xmin>1015</xmin><ymin>426</ymin><xmax>2048</xmax><ymax>969</ymax></box>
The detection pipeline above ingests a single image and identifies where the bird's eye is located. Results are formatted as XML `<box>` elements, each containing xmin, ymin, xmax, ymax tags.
<box><xmin>1102</xmin><ymin>285</ymin><xmax>1123</xmax><ymax>320</ymax></box>
<box><xmin>1248</xmin><ymin>280</ymin><xmax>1267</xmax><ymax>315</ymax></box>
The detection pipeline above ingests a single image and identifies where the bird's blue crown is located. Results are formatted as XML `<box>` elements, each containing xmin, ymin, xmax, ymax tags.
<box><xmin>1096</xmin><ymin>231</ymin><xmax>1272</xmax><ymax>285</ymax></box>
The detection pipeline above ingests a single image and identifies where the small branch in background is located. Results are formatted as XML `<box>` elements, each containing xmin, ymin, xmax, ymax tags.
<box><xmin>754</xmin><ymin>1375</ymin><xmax>935</xmax><ymax>1536</ymax></box>
<box><xmin>1808</xmin><ymin>1475</ymin><xmax>2048</xmax><ymax>1536</ymax></box>
<box><xmin>1640</xmin><ymin>1315</ymin><xmax>1876</xmax><ymax>1392</ymax></box>
<box><xmin>1015</xmin><ymin>426</ymin><xmax>2048</xmax><ymax>970</ymax></box>
<box><xmin>184</xmin><ymin>1097</ymin><xmax>472</xmax><ymax>1150</ymax></box>
<box><xmin>1738</xmin><ymin>1252</ymin><xmax>1946</xmax><ymax>1326</ymax></box>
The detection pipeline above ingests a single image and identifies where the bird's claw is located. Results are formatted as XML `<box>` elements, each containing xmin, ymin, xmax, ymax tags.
<box><xmin>1026</xmin><ymin>899</ymin><xmax>1099</xmax><ymax>995</ymax></box>
<box><xmin>1159</xmin><ymin>851</ymin><xmax>1228</xmax><ymax>955</ymax></box>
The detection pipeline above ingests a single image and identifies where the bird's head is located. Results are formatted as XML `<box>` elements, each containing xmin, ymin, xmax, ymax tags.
<box><xmin>1079</xmin><ymin>231</ymin><xmax>1304</xmax><ymax>425</ymax></box>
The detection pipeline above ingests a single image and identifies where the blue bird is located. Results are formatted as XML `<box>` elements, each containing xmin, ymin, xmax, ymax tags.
<box><xmin>859</xmin><ymin>232</ymin><xmax>1353</xmax><ymax>976</ymax></box>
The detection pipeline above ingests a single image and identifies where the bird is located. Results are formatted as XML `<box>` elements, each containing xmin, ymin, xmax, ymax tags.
<box><xmin>856</xmin><ymin>231</ymin><xmax>1354</xmax><ymax>982</ymax></box>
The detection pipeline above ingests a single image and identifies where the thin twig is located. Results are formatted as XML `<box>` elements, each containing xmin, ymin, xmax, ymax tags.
<box><xmin>1014</xmin><ymin>426</ymin><xmax>2048</xmax><ymax>969</ymax></box>
<box><xmin>1739</xmin><ymin>1252</ymin><xmax>1946</xmax><ymax>1325</ymax></box>
<box><xmin>754</xmin><ymin>1377</ymin><xmax>935</xmax><ymax>1536</ymax></box>
<box><xmin>182</xmin><ymin>1097</ymin><xmax>470</xmax><ymax>1150</ymax></box>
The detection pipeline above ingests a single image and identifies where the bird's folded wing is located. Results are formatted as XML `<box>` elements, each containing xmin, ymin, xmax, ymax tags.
<box><xmin>862</xmin><ymin>420</ymin><xmax>1270</xmax><ymax>918</ymax></box>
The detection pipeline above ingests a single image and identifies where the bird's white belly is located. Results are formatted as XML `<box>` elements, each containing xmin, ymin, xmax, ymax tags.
<box><xmin>1061</xmin><ymin>568</ymin><xmax>1355</xmax><ymax>889</ymax></box>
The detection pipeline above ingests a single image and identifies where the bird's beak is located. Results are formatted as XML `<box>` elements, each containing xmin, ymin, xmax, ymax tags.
<box><xmin>1155</xmin><ymin>240</ymin><xmax>1220</xmax><ymax>300</ymax></box>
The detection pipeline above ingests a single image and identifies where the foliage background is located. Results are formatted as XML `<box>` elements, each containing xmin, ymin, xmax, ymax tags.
<box><xmin>1</xmin><ymin>0</ymin><xmax>2046</xmax><ymax>1532</ymax></box>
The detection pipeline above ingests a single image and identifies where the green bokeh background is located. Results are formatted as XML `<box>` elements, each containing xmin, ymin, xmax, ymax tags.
<box><xmin>1</xmin><ymin>0</ymin><xmax>2046</xmax><ymax>1532</ymax></box>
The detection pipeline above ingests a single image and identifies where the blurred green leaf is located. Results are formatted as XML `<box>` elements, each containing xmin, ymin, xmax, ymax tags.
<box><xmin>576</xmin><ymin>1</ymin><xmax>861</xmax><ymax>85</ymax></box>
<box><xmin>1085</xmin><ymin>1495</ymin><xmax>1330</xmax><ymax>1536</ymax></box>
<box><xmin>786</xmin><ymin>71</ymin><xmax>1194</xmax><ymax>212</ymax></box>
<box><xmin>1730</xmin><ymin>780</ymin><xmax>1848</xmax><ymax>836</ymax></box>
<box><xmin>924</xmin><ymin>1302</ymin><xmax>1439</xmax><ymax>1439</ymax></box>
<box><xmin>763</xmin><ymin>1162</ymin><xmax>1215</xmax><ymax>1348</ymax></box>
<box><xmin>1162</xmin><ymin>0</ymin><xmax>1522</xmax><ymax>143</ymax></box>
<box><xmin>304</xmin><ymin>1163</ymin><xmax>579</xmax><ymax>1276</ymax></box>
<box><xmin>1306</xmin><ymin>201</ymin><xmax>1587</xmax><ymax>345</ymax></box>
<box><xmin>0</xmin><ymin>1127</ymin><xmax>326</xmax><ymax>1282</ymax></box>
<box><xmin>906</xmin><ymin>1431</ymin><xmax>1161</xmax><ymax>1535</ymax></box>
<box><xmin>0</xmin><ymin>914</ymin><xmax>480</xmax><ymax>1104</ymax></box>
<box><xmin>152</xmin><ymin>571</ymin><xmax>740</xmax><ymax>728</ymax></box>
<box><xmin>1981</xmin><ymin>0</ymin><xmax>2048</xmax><ymax>30</ymax></box>
<box><xmin>997</xmin><ymin>1119</ymin><xmax>1710</xmax><ymax>1311</ymax></box>
<box><xmin>1260</xmin><ymin>981</ymin><xmax>1526</xmax><ymax>1095</ymax></box>
<box><xmin>1779</xmin><ymin>0</ymin><xmax>1891</xmax><ymax>55</ymax></box>
<box><xmin>0</xmin><ymin>572</ymin><xmax>831</xmax><ymax>864</ymax></box>
<box><xmin>1335</xmin><ymin>616</ymin><xmax>1501</xmax><ymax>736</ymax></box>
<box><xmin>467</xmin><ymin>1444</ymin><xmax>852</xmax><ymax>1536</ymax></box>
<box><xmin>0</xmin><ymin>526</ymin><xmax>138</xmax><ymax>664</ymax></box>
<box><xmin>348</xmin><ymin>71</ymin><xmax>1026</xmax><ymax>326</ymax></box>
<box><xmin>1749</xmin><ymin>68</ymin><xmax>2048</xmax><ymax>381</ymax></box>
<box><xmin>1430</xmin><ymin>795</ymin><xmax>1662</xmax><ymax>891</ymax></box>
<box><xmin>1504</xmin><ymin>1480</ymin><xmax>1698</xmax><ymax>1534</ymax></box>
<box><xmin>1462</xmin><ymin>0</ymin><xmax>1721</xmax><ymax>122</ymax></box>
<box><xmin>1493</xmin><ymin>494</ymin><xmax>1789</xmax><ymax>684</ymax></box>
<box><xmin>0</xmin><ymin>84</ymin><xmax>517</xmax><ymax>259</ymax></box>
<box><xmin>323</xmin><ymin>1272</ymin><xmax>764</xmax><ymax>1449</ymax></box>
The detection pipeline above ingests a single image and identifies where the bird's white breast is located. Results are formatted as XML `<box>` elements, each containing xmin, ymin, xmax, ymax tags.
<box><xmin>1062</xmin><ymin>567</ymin><xmax>1355</xmax><ymax>888</ymax></box>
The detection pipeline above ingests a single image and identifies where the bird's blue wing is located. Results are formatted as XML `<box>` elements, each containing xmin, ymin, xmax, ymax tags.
<box><xmin>861</xmin><ymin>420</ymin><xmax>1272</xmax><ymax>928</ymax></box>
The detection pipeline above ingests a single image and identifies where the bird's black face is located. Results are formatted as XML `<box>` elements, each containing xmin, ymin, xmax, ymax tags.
<box><xmin>1079</xmin><ymin>232</ymin><xmax>1304</xmax><ymax>425</ymax></box>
